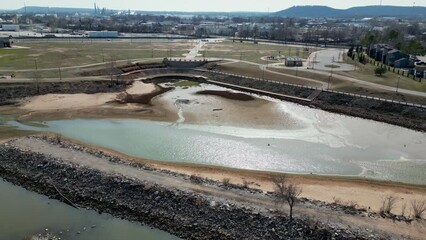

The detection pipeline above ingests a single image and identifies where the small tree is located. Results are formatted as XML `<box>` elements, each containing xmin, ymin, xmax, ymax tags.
<box><xmin>374</xmin><ymin>67</ymin><xmax>387</xmax><ymax>76</ymax></box>
<box><xmin>271</xmin><ymin>175</ymin><xmax>302</xmax><ymax>221</ymax></box>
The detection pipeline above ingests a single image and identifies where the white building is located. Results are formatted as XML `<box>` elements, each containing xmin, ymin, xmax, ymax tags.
<box><xmin>1</xmin><ymin>25</ymin><xmax>20</xmax><ymax>31</ymax></box>
<box><xmin>86</xmin><ymin>31</ymin><xmax>119</xmax><ymax>38</ymax></box>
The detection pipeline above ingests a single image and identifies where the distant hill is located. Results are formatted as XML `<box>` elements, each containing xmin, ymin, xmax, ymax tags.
<box><xmin>274</xmin><ymin>6</ymin><xmax>343</xmax><ymax>18</ymax></box>
<box><xmin>275</xmin><ymin>5</ymin><xmax>426</xmax><ymax>18</ymax></box>
<box><xmin>3</xmin><ymin>5</ymin><xmax>426</xmax><ymax>18</ymax></box>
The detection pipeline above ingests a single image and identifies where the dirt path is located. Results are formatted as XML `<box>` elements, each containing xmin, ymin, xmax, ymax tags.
<box><xmin>6</xmin><ymin>137</ymin><xmax>426</xmax><ymax>239</ymax></box>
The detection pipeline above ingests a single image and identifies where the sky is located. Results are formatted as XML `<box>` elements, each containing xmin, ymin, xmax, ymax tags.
<box><xmin>3</xmin><ymin>0</ymin><xmax>426</xmax><ymax>12</ymax></box>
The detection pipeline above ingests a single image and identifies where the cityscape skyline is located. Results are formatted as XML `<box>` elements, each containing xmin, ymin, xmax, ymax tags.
<box><xmin>2</xmin><ymin>0</ymin><xmax>424</xmax><ymax>12</ymax></box>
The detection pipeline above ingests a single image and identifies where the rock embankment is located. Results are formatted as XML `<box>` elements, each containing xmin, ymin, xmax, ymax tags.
<box><xmin>197</xmin><ymin>70</ymin><xmax>426</xmax><ymax>131</ymax></box>
<box><xmin>0</xmin><ymin>141</ymin><xmax>377</xmax><ymax>240</ymax></box>
<box><xmin>0</xmin><ymin>81</ymin><xmax>129</xmax><ymax>106</ymax></box>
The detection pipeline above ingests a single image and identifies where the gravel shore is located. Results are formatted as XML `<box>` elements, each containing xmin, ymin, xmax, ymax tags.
<box><xmin>0</xmin><ymin>137</ymin><xmax>382</xmax><ymax>240</ymax></box>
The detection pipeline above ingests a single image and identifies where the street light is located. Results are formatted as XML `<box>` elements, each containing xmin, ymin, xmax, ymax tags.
<box><xmin>396</xmin><ymin>76</ymin><xmax>401</xmax><ymax>93</ymax></box>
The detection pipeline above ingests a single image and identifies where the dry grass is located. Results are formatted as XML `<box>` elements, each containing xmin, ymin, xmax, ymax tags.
<box><xmin>204</xmin><ymin>40</ymin><xmax>318</xmax><ymax>64</ymax></box>
<box><xmin>340</xmin><ymin>55</ymin><xmax>426</xmax><ymax>92</ymax></box>
<box><xmin>215</xmin><ymin>62</ymin><xmax>320</xmax><ymax>87</ymax></box>
<box><xmin>0</xmin><ymin>40</ymin><xmax>190</xmax><ymax>70</ymax></box>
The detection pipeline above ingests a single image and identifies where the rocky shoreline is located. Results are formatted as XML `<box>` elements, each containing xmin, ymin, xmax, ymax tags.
<box><xmin>0</xmin><ymin>137</ymin><xmax>383</xmax><ymax>240</ymax></box>
<box><xmin>197</xmin><ymin>70</ymin><xmax>426</xmax><ymax>132</ymax></box>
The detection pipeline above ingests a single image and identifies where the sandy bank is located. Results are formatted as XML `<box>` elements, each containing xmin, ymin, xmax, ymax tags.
<box><xmin>19</xmin><ymin>81</ymin><xmax>160</xmax><ymax>111</ymax></box>
<box><xmin>21</xmin><ymin>93</ymin><xmax>117</xmax><ymax>111</ymax></box>
<box><xmin>126</xmin><ymin>81</ymin><xmax>157</xmax><ymax>95</ymax></box>
<box><xmin>45</xmin><ymin>132</ymin><xmax>425</xmax><ymax>215</ymax></box>
<box><xmin>150</xmin><ymin>163</ymin><xmax>426</xmax><ymax>214</ymax></box>
<box><xmin>154</xmin><ymin>85</ymin><xmax>306</xmax><ymax>129</ymax></box>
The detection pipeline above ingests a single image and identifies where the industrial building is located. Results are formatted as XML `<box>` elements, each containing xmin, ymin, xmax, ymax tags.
<box><xmin>1</xmin><ymin>25</ymin><xmax>20</xmax><ymax>31</ymax></box>
<box><xmin>284</xmin><ymin>57</ymin><xmax>303</xmax><ymax>67</ymax></box>
<box><xmin>86</xmin><ymin>31</ymin><xmax>119</xmax><ymax>38</ymax></box>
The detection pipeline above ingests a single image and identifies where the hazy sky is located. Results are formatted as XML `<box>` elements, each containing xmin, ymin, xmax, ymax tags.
<box><xmin>4</xmin><ymin>0</ymin><xmax>426</xmax><ymax>12</ymax></box>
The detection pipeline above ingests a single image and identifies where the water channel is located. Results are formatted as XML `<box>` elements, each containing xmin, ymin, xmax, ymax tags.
<box><xmin>0</xmin><ymin>179</ymin><xmax>179</xmax><ymax>240</ymax></box>
<box><xmin>1</xmin><ymin>85</ymin><xmax>425</xmax><ymax>239</ymax></box>
<box><xmin>4</xmin><ymin>97</ymin><xmax>426</xmax><ymax>185</ymax></box>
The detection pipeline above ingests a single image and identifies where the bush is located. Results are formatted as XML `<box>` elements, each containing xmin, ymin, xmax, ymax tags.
<box><xmin>374</xmin><ymin>67</ymin><xmax>387</xmax><ymax>76</ymax></box>
<box><xmin>189</xmin><ymin>174</ymin><xmax>203</xmax><ymax>184</ymax></box>
<box><xmin>222</xmin><ymin>178</ymin><xmax>230</xmax><ymax>186</ymax></box>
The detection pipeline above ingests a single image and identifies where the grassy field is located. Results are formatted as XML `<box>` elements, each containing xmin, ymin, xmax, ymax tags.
<box><xmin>223</xmin><ymin>63</ymin><xmax>426</xmax><ymax>105</ymax></box>
<box><xmin>339</xmin><ymin>55</ymin><xmax>426</xmax><ymax>92</ymax></box>
<box><xmin>214</xmin><ymin>62</ymin><xmax>322</xmax><ymax>87</ymax></box>
<box><xmin>204</xmin><ymin>40</ymin><xmax>319</xmax><ymax>63</ymax></box>
<box><xmin>174</xmin><ymin>80</ymin><xmax>201</xmax><ymax>87</ymax></box>
<box><xmin>0</xmin><ymin>41</ymin><xmax>191</xmax><ymax>70</ymax></box>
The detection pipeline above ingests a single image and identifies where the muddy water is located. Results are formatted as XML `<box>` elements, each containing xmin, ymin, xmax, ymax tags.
<box><xmin>5</xmin><ymin>100</ymin><xmax>426</xmax><ymax>185</ymax></box>
<box><xmin>0</xmin><ymin>179</ymin><xmax>179</xmax><ymax>240</ymax></box>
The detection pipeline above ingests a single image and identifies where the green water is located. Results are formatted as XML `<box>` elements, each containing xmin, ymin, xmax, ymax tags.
<box><xmin>0</xmin><ymin>179</ymin><xmax>179</xmax><ymax>240</ymax></box>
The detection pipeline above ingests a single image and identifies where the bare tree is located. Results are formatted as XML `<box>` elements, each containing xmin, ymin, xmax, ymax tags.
<box><xmin>380</xmin><ymin>195</ymin><xmax>398</xmax><ymax>216</ymax></box>
<box><xmin>271</xmin><ymin>175</ymin><xmax>302</xmax><ymax>221</ymax></box>
<box><xmin>411</xmin><ymin>200</ymin><xmax>426</xmax><ymax>220</ymax></box>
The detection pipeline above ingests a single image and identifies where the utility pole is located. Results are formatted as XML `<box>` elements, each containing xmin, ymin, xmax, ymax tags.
<box><xmin>34</xmin><ymin>58</ymin><xmax>40</xmax><ymax>93</ymax></box>
<box><xmin>328</xmin><ymin>59</ymin><xmax>334</xmax><ymax>90</ymax></box>
<box><xmin>263</xmin><ymin>58</ymin><xmax>269</xmax><ymax>80</ymax></box>
<box><xmin>110</xmin><ymin>56</ymin><xmax>114</xmax><ymax>82</ymax></box>
<box><xmin>396</xmin><ymin>76</ymin><xmax>401</xmax><ymax>93</ymax></box>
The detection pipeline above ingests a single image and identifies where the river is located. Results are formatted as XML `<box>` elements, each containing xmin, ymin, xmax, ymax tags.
<box><xmin>3</xmin><ymin>96</ymin><xmax>426</xmax><ymax>185</ymax></box>
<box><xmin>0</xmin><ymin>178</ymin><xmax>179</xmax><ymax>240</ymax></box>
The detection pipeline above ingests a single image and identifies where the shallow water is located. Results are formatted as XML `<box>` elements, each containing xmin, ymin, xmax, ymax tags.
<box><xmin>0</xmin><ymin>179</ymin><xmax>179</xmax><ymax>240</ymax></box>
<box><xmin>5</xmin><ymin>97</ymin><xmax>426</xmax><ymax>185</ymax></box>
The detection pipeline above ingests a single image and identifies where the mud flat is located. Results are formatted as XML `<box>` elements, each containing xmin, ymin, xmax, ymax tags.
<box><xmin>195</xmin><ymin>90</ymin><xmax>255</xmax><ymax>101</ymax></box>
<box><xmin>0</xmin><ymin>136</ymin><xmax>389</xmax><ymax>240</ymax></box>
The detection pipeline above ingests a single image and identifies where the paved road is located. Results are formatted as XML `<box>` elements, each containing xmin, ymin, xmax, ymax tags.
<box><xmin>184</xmin><ymin>40</ymin><xmax>206</xmax><ymax>59</ymax></box>
<box><xmin>266</xmin><ymin>64</ymin><xmax>426</xmax><ymax>97</ymax></box>
<box><xmin>307</xmin><ymin>48</ymin><xmax>355</xmax><ymax>71</ymax></box>
<box><xmin>217</xmin><ymin>58</ymin><xmax>327</xmax><ymax>88</ymax></box>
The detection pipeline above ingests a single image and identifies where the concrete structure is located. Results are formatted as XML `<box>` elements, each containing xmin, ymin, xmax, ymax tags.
<box><xmin>86</xmin><ymin>31</ymin><xmax>118</xmax><ymax>38</ymax></box>
<box><xmin>1</xmin><ymin>25</ymin><xmax>20</xmax><ymax>31</ymax></box>
<box><xmin>163</xmin><ymin>58</ymin><xmax>208</xmax><ymax>68</ymax></box>
<box><xmin>284</xmin><ymin>57</ymin><xmax>303</xmax><ymax>67</ymax></box>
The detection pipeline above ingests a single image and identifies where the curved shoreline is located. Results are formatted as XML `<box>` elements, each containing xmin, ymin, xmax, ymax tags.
<box><xmin>5</xmin><ymin>132</ymin><xmax>423</xmax><ymax>215</ymax></box>
<box><xmin>1</xmin><ymin>68</ymin><xmax>425</xmax><ymax>131</ymax></box>
<box><xmin>0</xmin><ymin>136</ymin><xmax>382</xmax><ymax>240</ymax></box>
